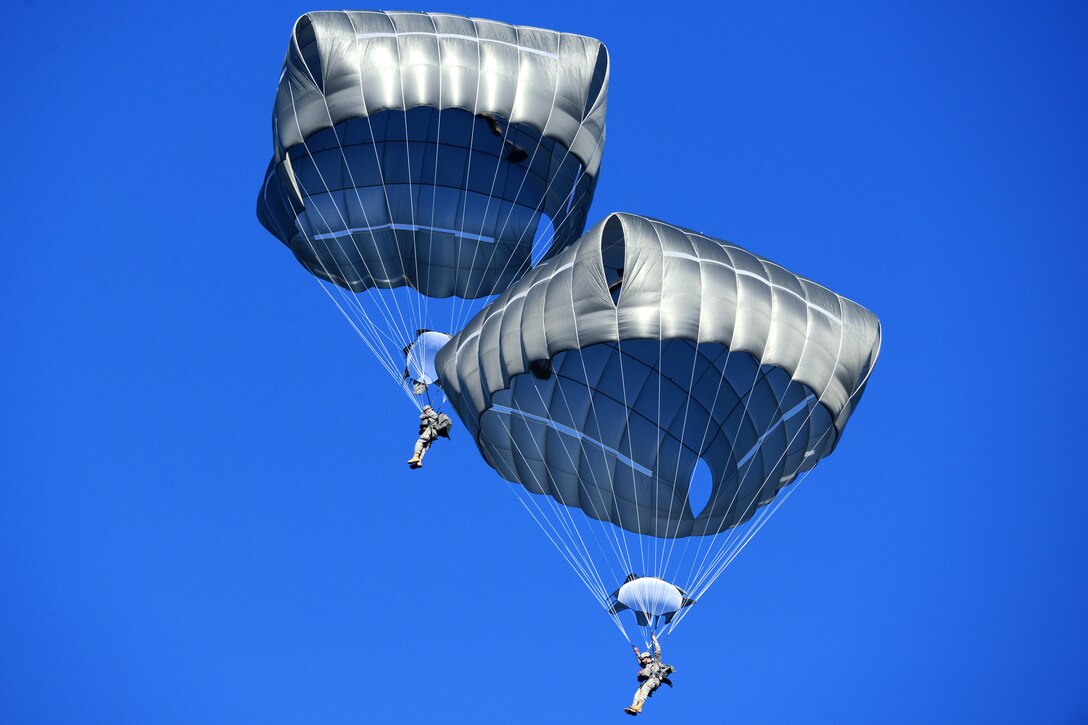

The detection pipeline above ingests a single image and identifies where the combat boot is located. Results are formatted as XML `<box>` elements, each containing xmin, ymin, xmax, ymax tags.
<box><xmin>624</xmin><ymin>702</ymin><xmax>643</xmax><ymax>716</ymax></box>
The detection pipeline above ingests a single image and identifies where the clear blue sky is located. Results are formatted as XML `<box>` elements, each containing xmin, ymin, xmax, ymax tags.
<box><xmin>3</xmin><ymin>1</ymin><xmax>1087</xmax><ymax>723</ymax></box>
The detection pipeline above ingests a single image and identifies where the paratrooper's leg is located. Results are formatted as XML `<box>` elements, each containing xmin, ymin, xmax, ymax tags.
<box><xmin>408</xmin><ymin>436</ymin><xmax>427</xmax><ymax>466</ymax></box>
<box><xmin>410</xmin><ymin>434</ymin><xmax>435</xmax><ymax>467</ymax></box>
<box><xmin>624</xmin><ymin>679</ymin><xmax>658</xmax><ymax>716</ymax></box>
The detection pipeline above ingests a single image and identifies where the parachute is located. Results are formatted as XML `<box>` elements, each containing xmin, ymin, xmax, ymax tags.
<box><xmin>608</xmin><ymin>575</ymin><xmax>695</xmax><ymax>628</ymax></box>
<box><xmin>404</xmin><ymin>330</ymin><xmax>452</xmax><ymax>393</ymax></box>
<box><xmin>257</xmin><ymin>11</ymin><xmax>609</xmax><ymax>409</ymax></box>
<box><xmin>436</xmin><ymin>213</ymin><xmax>881</xmax><ymax>640</ymax></box>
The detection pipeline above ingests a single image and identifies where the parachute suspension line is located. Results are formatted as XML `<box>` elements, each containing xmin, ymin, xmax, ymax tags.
<box><xmin>516</xmin><ymin>365</ymin><xmax>636</xmax><ymax>581</ymax></box>
<box><xmin>633</xmin><ymin>335</ymin><xmax>735</xmax><ymax>642</ymax></box>
<box><xmin>527</xmin><ymin>128</ymin><xmax>601</xmax><ymax>259</ymax></box>
<box><xmin>676</xmin><ymin>359</ymin><xmax>775</xmax><ymax>594</ymax></box>
<box><xmin>610</xmin><ymin>336</ymin><xmax>649</xmax><ymax>577</ymax></box>
<box><xmin>449</xmin><ymin>26</ymin><xmax>563</xmax><ymax>337</ymax></box>
<box><xmin>673</xmin><ymin>356</ymin><xmax>766</xmax><ymax>596</ymax></box>
<box><xmin>675</xmin><ymin>292</ymin><xmax>854</xmax><ymax>627</ymax></box>
<box><xmin>662</xmin><ymin>472</ymin><xmax>812</xmax><ymax>637</ymax></box>
<box><xmin>421</xmin><ymin>11</ymin><xmax>444</xmax><ymax>348</ymax></box>
<box><xmin>661</xmin><ymin>343</ymin><xmax>738</xmax><ymax>583</ymax></box>
<box><xmin>335</xmin><ymin>12</ymin><xmax>441</xmax><ymax>407</ymax></box>
<box><xmin>284</xmin><ymin>161</ymin><xmax>418</xmax><ymax>405</ymax></box>
<box><xmin>289</xmin><ymin>201</ymin><xmax>419</xmax><ymax>406</ymax></box>
<box><xmin>674</xmin><ymin>330</ymin><xmax>882</xmax><ymax>620</ymax></box>
<box><xmin>494</xmin><ymin>358</ymin><xmax>656</xmax><ymax>636</ymax></box>
<box><xmin>421</xmin><ymin>380</ymin><xmax>446</xmax><ymax>411</ymax></box>
<box><xmin>568</xmin><ymin>361</ymin><xmax>640</xmax><ymax>578</ymax></box>
<box><xmin>454</xmin><ymin>30</ymin><xmax>602</xmax><ymax>336</ymax></box>
<box><xmin>533</xmin><ymin>149</ymin><xmax>594</xmax><ymax>254</ymax></box>
<box><xmin>652</xmin><ymin>234</ymin><xmax>766</xmax><ymax>591</ymax></box>
<box><xmin>667</xmin><ymin>461</ymin><xmax>821</xmax><ymax>638</ymax></box>
<box><xmin>653</xmin><ymin>270</ymin><xmax>694</xmax><ymax>581</ymax></box>
<box><xmin>687</xmin><ymin>338</ymin><xmax>835</xmax><ymax>593</ymax></box>
<box><xmin>521</xmin><ymin>491</ymin><xmax>631</xmax><ymax>643</ymax></box>
<box><xmin>449</xmin><ymin>17</ymin><xmax>520</xmax><ymax>334</ymax></box>
<box><xmin>476</xmin><ymin>87</ymin><xmax>602</xmax><ymax>294</ymax></box>
<box><xmin>568</xmin><ymin>322</ymin><xmax>647</xmax><ymax>577</ymax></box>
<box><xmin>370</xmin><ymin>16</ymin><xmax>439</xmax><ymax>405</ymax></box>
<box><xmin>446</xmin><ymin>16</ymin><xmax>486</xmax><ymax>339</ymax></box>
<box><xmin>687</xmin><ymin>434</ymin><xmax>805</xmax><ymax>599</ymax></box>
<box><xmin>524</xmin><ymin>369</ymin><xmax>637</xmax><ymax>582</ymax></box>
<box><xmin>684</xmin><ymin>388</ymin><xmax>797</xmax><ymax>600</ymax></box>
<box><xmin>501</xmin><ymin>383</ymin><xmax>621</xmax><ymax>594</ymax></box>
<box><xmin>656</xmin><ymin>230</ymin><xmax>770</xmax><ymax>586</ymax></box>
<box><xmin>390</xmin><ymin>43</ymin><xmax>423</xmax><ymax>336</ymax></box>
<box><xmin>690</xmin><ymin>467</ymin><xmax>815</xmax><ymax>603</ymax></box>
<box><xmin>290</xmin><ymin>80</ymin><xmax>418</xmax><ymax>359</ymax></box>
<box><xmin>280</xmin><ymin>141</ymin><xmax>382</xmax><ymax>356</ymax></box>
<box><xmin>295</xmin><ymin>221</ymin><xmax>413</xmax><ymax>363</ymax></box>
<box><xmin>657</xmin><ymin>335</ymin><xmax>712</xmax><ymax>581</ymax></box>
<box><xmin>651</xmin><ymin>326</ymin><xmax>662</xmax><ymax>572</ymax></box>
<box><xmin>683</xmin><ymin>383</ymin><xmax>835</xmax><ymax>592</ymax></box>
<box><xmin>278</xmin><ymin>145</ymin><xmax>409</xmax><ymax>371</ymax></box>
<box><xmin>343</xmin><ymin>11</ymin><xmax>426</xmax><ymax>353</ymax></box>
<box><xmin>495</xmin><ymin>411</ymin><xmax>626</xmax><ymax>636</ymax></box>
<box><xmin>509</xmin><ymin>483</ymin><xmax>610</xmax><ymax>611</ymax></box>
<box><xmin>309</xmin><ymin>280</ymin><xmax>412</xmax><ymax>384</ymax></box>
<box><xmin>285</xmin><ymin>78</ymin><xmax>424</xmax><ymax>405</ymax></box>
<box><xmin>646</xmin><ymin>248</ymin><xmax>666</xmax><ymax>578</ymax></box>
<box><xmin>458</xmin><ymin>125</ymin><xmax>602</xmax><ymax>336</ymax></box>
<box><xmin>294</xmin><ymin>13</ymin><xmax>456</xmax><ymax>411</ymax></box>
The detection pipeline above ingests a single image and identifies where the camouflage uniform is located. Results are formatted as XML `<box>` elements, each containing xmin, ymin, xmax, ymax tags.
<box><xmin>412</xmin><ymin>407</ymin><xmax>440</xmax><ymax>463</ymax></box>
<box><xmin>629</xmin><ymin>639</ymin><xmax>675</xmax><ymax>712</ymax></box>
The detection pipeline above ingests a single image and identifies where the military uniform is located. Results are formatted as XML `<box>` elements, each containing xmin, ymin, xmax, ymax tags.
<box><xmin>626</xmin><ymin>639</ymin><xmax>674</xmax><ymax>715</ymax></box>
<box><xmin>410</xmin><ymin>407</ymin><xmax>440</xmax><ymax>466</ymax></box>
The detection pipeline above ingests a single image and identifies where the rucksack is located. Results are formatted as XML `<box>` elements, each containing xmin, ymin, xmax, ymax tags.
<box><xmin>435</xmin><ymin>413</ymin><xmax>454</xmax><ymax>438</ymax></box>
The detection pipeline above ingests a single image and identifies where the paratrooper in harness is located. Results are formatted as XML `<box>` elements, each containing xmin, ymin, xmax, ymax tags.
<box><xmin>407</xmin><ymin>405</ymin><xmax>452</xmax><ymax>468</ymax></box>
<box><xmin>624</xmin><ymin>634</ymin><xmax>675</xmax><ymax>716</ymax></box>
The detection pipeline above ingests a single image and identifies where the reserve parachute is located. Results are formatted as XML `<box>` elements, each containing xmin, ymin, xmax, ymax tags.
<box><xmin>257</xmin><ymin>11</ymin><xmax>608</xmax><ymax>409</ymax></box>
<box><xmin>436</xmin><ymin>213</ymin><xmax>881</xmax><ymax>641</ymax></box>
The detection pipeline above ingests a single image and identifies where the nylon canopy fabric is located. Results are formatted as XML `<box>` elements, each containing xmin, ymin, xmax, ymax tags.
<box><xmin>436</xmin><ymin>213</ymin><xmax>881</xmax><ymax>538</ymax></box>
<box><xmin>616</xmin><ymin>578</ymin><xmax>684</xmax><ymax>617</ymax></box>
<box><xmin>257</xmin><ymin>10</ymin><xmax>609</xmax><ymax>298</ymax></box>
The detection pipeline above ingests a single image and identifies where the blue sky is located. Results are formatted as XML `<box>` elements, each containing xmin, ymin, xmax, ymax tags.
<box><xmin>3</xmin><ymin>1</ymin><xmax>1087</xmax><ymax>723</ymax></box>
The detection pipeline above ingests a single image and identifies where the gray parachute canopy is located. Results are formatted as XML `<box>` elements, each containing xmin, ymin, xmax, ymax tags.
<box><xmin>257</xmin><ymin>10</ymin><xmax>609</xmax><ymax>299</ymax></box>
<box><xmin>436</xmin><ymin>213</ymin><xmax>881</xmax><ymax>538</ymax></box>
